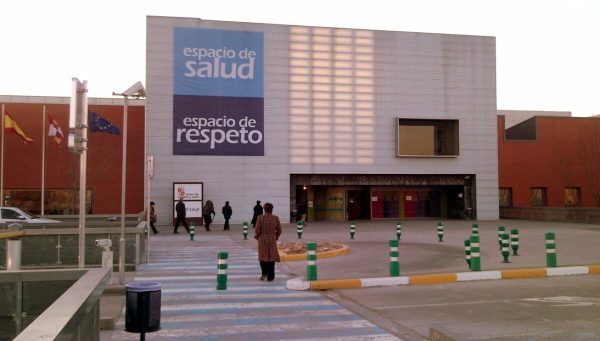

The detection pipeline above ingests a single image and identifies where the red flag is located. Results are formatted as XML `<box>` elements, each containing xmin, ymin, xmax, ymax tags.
<box><xmin>4</xmin><ymin>112</ymin><xmax>34</xmax><ymax>144</ymax></box>
<box><xmin>47</xmin><ymin>113</ymin><xmax>65</xmax><ymax>146</ymax></box>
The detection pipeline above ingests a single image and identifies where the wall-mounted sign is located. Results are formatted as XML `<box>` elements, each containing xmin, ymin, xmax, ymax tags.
<box><xmin>173</xmin><ymin>27</ymin><xmax>264</xmax><ymax>156</ymax></box>
<box><xmin>173</xmin><ymin>182</ymin><xmax>203</xmax><ymax>218</ymax></box>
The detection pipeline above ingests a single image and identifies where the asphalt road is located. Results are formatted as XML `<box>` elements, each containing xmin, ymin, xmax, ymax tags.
<box><xmin>329</xmin><ymin>275</ymin><xmax>600</xmax><ymax>340</ymax></box>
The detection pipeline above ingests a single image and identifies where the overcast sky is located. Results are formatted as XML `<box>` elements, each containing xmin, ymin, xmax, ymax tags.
<box><xmin>1</xmin><ymin>0</ymin><xmax>598</xmax><ymax>116</ymax></box>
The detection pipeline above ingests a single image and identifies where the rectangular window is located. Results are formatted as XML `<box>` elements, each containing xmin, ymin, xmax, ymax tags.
<box><xmin>397</xmin><ymin>118</ymin><xmax>459</xmax><ymax>157</ymax></box>
<box><xmin>530</xmin><ymin>187</ymin><xmax>547</xmax><ymax>206</ymax></box>
<box><xmin>564</xmin><ymin>187</ymin><xmax>581</xmax><ymax>206</ymax></box>
<box><xmin>499</xmin><ymin>188</ymin><xmax>512</xmax><ymax>207</ymax></box>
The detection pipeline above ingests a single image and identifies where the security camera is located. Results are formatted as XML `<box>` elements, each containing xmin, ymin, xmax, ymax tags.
<box><xmin>95</xmin><ymin>239</ymin><xmax>112</xmax><ymax>251</ymax></box>
<box><xmin>122</xmin><ymin>81</ymin><xmax>146</xmax><ymax>98</ymax></box>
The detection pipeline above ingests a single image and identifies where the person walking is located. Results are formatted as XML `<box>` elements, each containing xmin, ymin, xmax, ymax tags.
<box><xmin>251</xmin><ymin>200</ymin><xmax>263</xmax><ymax>228</ymax></box>
<box><xmin>174</xmin><ymin>198</ymin><xmax>190</xmax><ymax>234</ymax></box>
<box><xmin>147</xmin><ymin>201</ymin><xmax>158</xmax><ymax>234</ymax></box>
<box><xmin>254</xmin><ymin>202</ymin><xmax>282</xmax><ymax>281</ymax></box>
<box><xmin>222</xmin><ymin>201</ymin><xmax>232</xmax><ymax>231</ymax></box>
<box><xmin>202</xmin><ymin>200</ymin><xmax>216</xmax><ymax>231</ymax></box>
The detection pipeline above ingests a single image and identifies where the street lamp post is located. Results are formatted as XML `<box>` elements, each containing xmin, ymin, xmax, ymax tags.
<box><xmin>113</xmin><ymin>81</ymin><xmax>145</xmax><ymax>284</ymax></box>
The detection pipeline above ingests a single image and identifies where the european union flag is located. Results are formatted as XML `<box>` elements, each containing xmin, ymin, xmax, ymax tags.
<box><xmin>88</xmin><ymin>111</ymin><xmax>120</xmax><ymax>135</ymax></box>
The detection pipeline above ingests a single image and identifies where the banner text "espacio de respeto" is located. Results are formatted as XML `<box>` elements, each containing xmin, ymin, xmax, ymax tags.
<box><xmin>173</xmin><ymin>28</ymin><xmax>264</xmax><ymax>156</ymax></box>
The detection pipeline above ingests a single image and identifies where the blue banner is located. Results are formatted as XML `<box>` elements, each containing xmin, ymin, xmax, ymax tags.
<box><xmin>173</xmin><ymin>27</ymin><xmax>264</xmax><ymax>97</ymax></box>
<box><xmin>173</xmin><ymin>27</ymin><xmax>264</xmax><ymax>156</ymax></box>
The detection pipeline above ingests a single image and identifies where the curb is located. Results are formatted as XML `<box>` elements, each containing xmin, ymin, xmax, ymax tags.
<box><xmin>286</xmin><ymin>264</ymin><xmax>600</xmax><ymax>290</ymax></box>
<box><xmin>279</xmin><ymin>244</ymin><xmax>350</xmax><ymax>262</ymax></box>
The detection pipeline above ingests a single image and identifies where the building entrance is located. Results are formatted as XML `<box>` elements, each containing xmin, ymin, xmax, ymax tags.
<box><xmin>347</xmin><ymin>190</ymin><xmax>370</xmax><ymax>220</ymax></box>
<box><xmin>290</xmin><ymin>174</ymin><xmax>474</xmax><ymax>222</ymax></box>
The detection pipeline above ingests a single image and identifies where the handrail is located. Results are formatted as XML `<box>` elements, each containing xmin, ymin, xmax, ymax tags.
<box><xmin>13</xmin><ymin>267</ymin><xmax>110</xmax><ymax>340</ymax></box>
<box><xmin>0</xmin><ymin>230</ymin><xmax>25</xmax><ymax>240</ymax></box>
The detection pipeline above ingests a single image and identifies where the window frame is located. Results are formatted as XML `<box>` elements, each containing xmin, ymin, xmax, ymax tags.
<box><xmin>564</xmin><ymin>187</ymin><xmax>581</xmax><ymax>206</ymax></box>
<box><xmin>530</xmin><ymin>187</ymin><xmax>548</xmax><ymax>206</ymax></box>
<box><xmin>499</xmin><ymin>187</ymin><xmax>513</xmax><ymax>208</ymax></box>
<box><xmin>396</xmin><ymin>118</ymin><xmax>459</xmax><ymax>157</ymax></box>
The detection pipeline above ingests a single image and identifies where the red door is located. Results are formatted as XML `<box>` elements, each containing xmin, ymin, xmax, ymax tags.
<box><xmin>404</xmin><ymin>191</ymin><xmax>417</xmax><ymax>218</ymax></box>
<box><xmin>347</xmin><ymin>190</ymin><xmax>363</xmax><ymax>221</ymax></box>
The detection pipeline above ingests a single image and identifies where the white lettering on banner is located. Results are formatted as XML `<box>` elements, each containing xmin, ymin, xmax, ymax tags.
<box><xmin>176</xmin><ymin>115</ymin><xmax>263</xmax><ymax>149</ymax></box>
<box><xmin>182</xmin><ymin>47</ymin><xmax>257</xmax><ymax>80</ymax></box>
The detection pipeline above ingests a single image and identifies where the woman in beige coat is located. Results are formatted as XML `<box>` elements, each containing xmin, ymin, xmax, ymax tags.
<box><xmin>254</xmin><ymin>202</ymin><xmax>282</xmax><ymax>281</ymax></box>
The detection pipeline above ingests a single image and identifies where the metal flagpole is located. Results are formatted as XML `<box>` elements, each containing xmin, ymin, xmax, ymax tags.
<box><xmin>41</xmin><ymin>106</ymin><xmax>46</xmax><ymax>216</ymax></box>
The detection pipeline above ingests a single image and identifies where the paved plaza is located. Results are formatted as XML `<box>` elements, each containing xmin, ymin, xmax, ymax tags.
<box><xmin>102</xmin><ymin>219</ymin><xmax>600</xmax><ymax>340</ymax></box>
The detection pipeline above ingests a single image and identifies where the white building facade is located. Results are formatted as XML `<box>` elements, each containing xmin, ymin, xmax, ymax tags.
<box><xmin>146</xmin><ymin>16</ymin><xmax>499</xmax><ymax>225</ymax></box>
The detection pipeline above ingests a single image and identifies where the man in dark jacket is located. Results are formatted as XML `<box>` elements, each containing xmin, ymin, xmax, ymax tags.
<box><xmin>174</xmin><ymin>198</ymin><xmax>190</xmax><ymax>234</ymax></box>
<box><xmin>251</xmin><ymin>200</ymin><xmax>263</xmax><ymax>228</ymax></box>
<box><xmin>222</xmin><ymin>201</ymin><xmax>232</xmax><ymax>231</ymax></box>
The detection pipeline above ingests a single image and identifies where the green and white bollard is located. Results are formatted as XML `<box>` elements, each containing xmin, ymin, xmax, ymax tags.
<box><xmin>497</xmin><ymin>226</ymin><xmax>506</xmax><ymax>249</ymax></box>
<box><xmin>472</xmin><ymin>223</ymin><xmax>479</xmax><ymax>235</ymax></box>
<box><xmin>242</xmin><ymin>222</ymin><xmax>248</xmax><ymax>240</ymax></box>
<box><xmin>395</xmin><ymin>221</ymin><xmax>402</xmax><ymax>240</ymax></box>
<box><xmin>389</xmin><ymin>239</ymin><xmax>400</xmax><ymax>276</ymax></box>
<box><xmin>464</xmin><ymin>239</ymin><xmax>471</xmax><ymax>268</ymax></box>
<box><xmin>306</xmin><ymin>242</ymin><xmax>318</xmax><ymax>281</ymax></box>
<box><xmin>350</xmin><ymin>221</ymin><xmax>356</xmax><ymax>239</ymax></box>
<box><xmin>501</xmin><ymin>233</ymin><xmax>510</xmax><ymax>263</ymax></box>
<box><xmin>217</xmin><ymin>252</ymin><xmax>228</xmax><ymax>290</ymax></box>
<box><xmin>545</xmin><ymin>232</ymin><xmax>557</xmax><ymax>267</ymax></box>
<box><xmin>510</xmin><ymin>229</ymin><xmax>520</xmax><ymax>255</ymax></box>
<box><xmin>190</xmin><ymin>223</ymin><xmax>196</xmax><ymax>241</ymax></box>
<box><xmin>296</xmin><ymin>221</ymin><xmax>303</xmax><ymax>239</ymax></box>
<box><xmin>437</xmin><ymin>222</ymin><xmax>444</xmax><ymax>242</ymax></box>
<box><xmin>469</xmin><ymin>234</ymin><xmax>481</xmax><ymax>271</ymax></box>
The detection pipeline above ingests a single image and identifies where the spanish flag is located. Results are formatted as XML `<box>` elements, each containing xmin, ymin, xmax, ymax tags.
<box><xmin>4</xmin><ymin>112</ymin><xmax>34</xmax><ymax>144</ymax></box>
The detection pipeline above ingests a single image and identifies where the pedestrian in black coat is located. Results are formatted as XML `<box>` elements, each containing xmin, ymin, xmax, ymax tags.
<box><xmin>222</xmin><ymin>201</ymin><xmax>232</xmax><ymax>231</ymax></box>
<box><xmin>251</xmin><ymin>200</ymin><xmax>263</xmax><ymax>228</ymax></box>
<box><xmin>174</xmin><ymin>198</ymin><xmax>190</xmax><ymax>234</ymax></box>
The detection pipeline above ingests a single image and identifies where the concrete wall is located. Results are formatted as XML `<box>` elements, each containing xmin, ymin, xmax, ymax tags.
<box><xmin>146</xmin><ymin>17</ymin><xmax>499</xmax><ymax>223</ymax></box>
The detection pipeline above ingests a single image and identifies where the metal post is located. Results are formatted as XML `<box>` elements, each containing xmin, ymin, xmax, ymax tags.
<box><xmin>471</xmin><ymin>223</ymin><xmax>479</xmax><ymax>235</ymax></box>
<box><xmin>350</xmin><ymin>221</ymin><xmax>356</xmax><ymax>239</ymax></box>
<box><xmin>7</xmin><ymin>239</ymin><xmax>22</xmax><ymax>271</ymax></box>
<box><xmin>296</xmin><ymin>221</ymin><xmax>303</xmax><ymax>239</ymax></box>
<box><xmin>119</xmin><ymin>96</ymin><xmax>128</xmax><ymax>284</ymax></box>
<box><xmin>510</xmin><ymin>229</ymin><xmax>520</xmax><ymax>256</ymax></box>
<box><xmin>217</xmin><ymin>252</ymin><xmax>228</xmax><ymax>290</ymax></box>
<box><xmin>545</xmin><ymin>232</ymin><xmax>557</xmax><ymax>267</ymax></box>
<box><xmin>395</xmin><ymin>221</ymin><xmax>402</xmax><ymax>240</ymax></box>
<box><xmin>497</xmin><ymin>226</ymin><xmax>505</xmax><ymax>250</ymax></box>
<box><xmin>501</xmin><ymin>233</ymin><xmax>510</xmax><ymax>263</ymax></box>
<box><xmin>469</xmin><ymin>234</ymin><xmax>481</xmax><ymax>271</ymax></box>
<box><xmin>437</xmin><ymin>222</ymin><xmax>444</xmax><ymax>242</ymax></box>
<box><xmin>306</xmin><ymin>242</ymin><xmax>318</xmax><ymax>281</ymax></box>
<box><xmin>146</xmin><ymin>156</ymin><xmax>154</xmax><ymax>264</ymax></box>
<box><xmin>242</xmin><ymin>222</ymin><xmax>248</xmax><ymax>240</ymax></box>
<box><xmin>78</xmin><ymin>81</ymin><xmax>88</xmax><ymax>269</ymax></box>
<box><xmin>389</xmin><ymin>239</ymin><xmax>400</xmax><ymax>276</ymax></box>
<box><xmin>464</xmin><ymin>239</ymin><xmax>471</xmax><ymax>268</ymax></box>
<box><xmin>1</xmin><ymin>104</ymin><xmax>4</xmax><ymax>204</ymax></box>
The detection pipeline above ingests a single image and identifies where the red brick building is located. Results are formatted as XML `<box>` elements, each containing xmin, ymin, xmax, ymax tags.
<box><xmin>498</xmin><ymin>114</ymin><xmax>600</xmax><ymax>221</ymax></box>
<box><xmin>1</xmin><ymin>96</ymin><xmax>145</xmax><ymax>215</ymax></box>
<box><xmin>4</xmin><ymin>95</ymin><xmax>600</xmax><ymax>221</ymax></box>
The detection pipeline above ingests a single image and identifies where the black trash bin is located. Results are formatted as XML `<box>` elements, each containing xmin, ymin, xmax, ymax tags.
<box><xmin>125</xmin><ymin>281</ymin><xmax>161</xmax><ymax>334</ymax></box>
